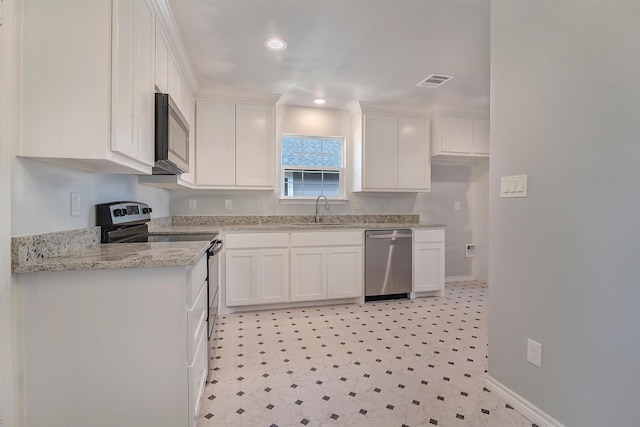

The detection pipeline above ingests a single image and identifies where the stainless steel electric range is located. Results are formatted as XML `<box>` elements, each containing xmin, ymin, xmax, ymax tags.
<box><xmin>96</xmin><ymin>201</ymin><xmax>222</xmax><ymax>372</ymax></box>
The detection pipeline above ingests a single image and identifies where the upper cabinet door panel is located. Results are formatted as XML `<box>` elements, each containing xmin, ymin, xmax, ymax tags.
<box><xmin>363</xmin><ymin>113</ymin><xmax>398</xmax><ymax>189</ymax></box>
<box><xmin>154</xmin><ymin>22</ymin><xmax>170</xmax><ymax>94</ymax></box>
<box><xmin>473</xmin><ymin>118</ymin><xmax>490</xmax><ymax>155</ymax></box>
<box><xmin>397</xmin><ymin>117</ymin><xmax>430</xmax><ymax>190</ymax></box>
<box><xmin>132</xmin><ymin>0</ymin><xmax>155</xmax><ymax>166</ymax></box>
<box><xmin>441</xmin><ymin>116</ymin><xmax>473</xmax><ymax>154</ymax></box>
<box><xmin>235</xmin><ymin>104</ymin><xmax>274</xmax><ymax>187</ymax></box>
<box><xmin>196</xmin><ymin>102</ymin><xmax>236</xmax><ymax>186</ymax></box>
<box><xmin>169</xmin><ymin>53</ymin><xmax>182</xmax><ymax>107</ymax></box>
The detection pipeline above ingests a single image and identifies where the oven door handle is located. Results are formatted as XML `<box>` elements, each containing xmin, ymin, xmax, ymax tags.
<box><xmin>208</xmin><ymin>239</ymin><xmax>223</xmax><ymax>257</ymax></box>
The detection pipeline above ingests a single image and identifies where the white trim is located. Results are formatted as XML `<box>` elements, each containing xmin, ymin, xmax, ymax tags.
<box><xmin>279</xmin><ymin>198</ymin><xmax>348</xmax><ymax>205</ymax></box>
<box><xmin>485</xmin><ymin>375</ymin><xmax>566</xmax><ymax>427</ymax></box>
<box><xmin>445</xmin><ymin>275</ymin><xmax>475</xmax><ymax>283</ymax></box>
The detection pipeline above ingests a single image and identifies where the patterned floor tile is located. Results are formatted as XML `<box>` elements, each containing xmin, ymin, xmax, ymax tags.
<box><xmin>200</xmin><ymin>281</ymin><xmax>535</xmax><ymax>427</ymax></box>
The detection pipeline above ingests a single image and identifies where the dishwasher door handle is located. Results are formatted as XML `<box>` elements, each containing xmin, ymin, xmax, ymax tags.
<box><xmin>367</xmin><ymin>234</ymin><xmax>412</xmax><ymax>239</ymax></box>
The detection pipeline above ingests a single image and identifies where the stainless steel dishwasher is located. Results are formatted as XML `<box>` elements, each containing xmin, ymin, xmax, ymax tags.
<box><xmin>365</xmin><ymin>229</ymin><xmax>412</xmax><ymax>301</ymax></box>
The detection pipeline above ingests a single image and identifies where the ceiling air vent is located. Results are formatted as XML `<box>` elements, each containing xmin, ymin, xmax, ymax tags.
<box><xmin>416</xmin><ymin>74</ymin><xmax>454</xmax><ymax>88</ymax></box>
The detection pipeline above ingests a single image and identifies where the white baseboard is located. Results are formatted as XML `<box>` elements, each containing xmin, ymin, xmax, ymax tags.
<box><xmin>485</xmin><ymin>375</ymin><xmax>566</xmax><ymax>427</ymax></box>
<box><xmin>445</xmin><ymin>275</ymin><xmax>475</xmax><ymax>283</ymax></box>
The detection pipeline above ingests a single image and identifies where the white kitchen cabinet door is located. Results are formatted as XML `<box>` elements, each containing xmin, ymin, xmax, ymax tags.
<box><xmin>327</xmin><ymin>246</ymin><xmax>363</xmax><ymax>299</ymax></box>
<box><xmin>169</xmin><ymin>51</ymin><xmax>182</xmax><ymax>107</ymax></box>
<box><xmin>132</xmin><ymin>0</ymin><xmax>155</xmax><ymax>166</ymax></box>
<box><xmin>397</xmin><ymin>117</ymin><xmax>430</xmax><ymax>190</ymax></box>
<box><xmin>473</xmin><ymin>118</ymin><xmax>490</xmax><ymax>155</ymax></box>
<box><xmin>196</xmin><ymin>101</ymin><xmax>236</xmax><ymax>186</ymax></box>
<box><xmin>413</xmin><ymin>242</ymin><xmax>445</xmax><ymax>293</ymax></box>
<box><xmin>235</xmin><ymin>103</ymin><xmax>274</xmax><ymax>188</ymax></box>
<box><xmin>111</xmin><ymin>0</ymin><xmax>154</xmax><ymax>166</ymax></box>
<box><xmin>290</xmin><ymin>248</ymin><xmax>327</xmax><ymax>302</ymax></box>
<box><xmin>225</xmin><ymin>250</ymin><xmax>258</xmax><ymax>306</ymax></box>
<box><xmin>259</xmin><ymin>249</ymin><xmax>290</xmax><ymax>304</ymax></box>
<box><xmin>441</xmin><ymin>116</ymin><xmax>474</xmax><ymax>154</ymax></box>
<box><xmin>20</xmin><ymin>0</ymin><xmax>157</xmax><ymax>173</ymax></box>
<box><xmin>154</xmin><ymin>21</ymin><xmax>170</xmax><ymax>93</ymax></box>
<box><xmin>363</xmin><ymin>113</ymin><xmax>398</xmax><ymax>189</ymax></box>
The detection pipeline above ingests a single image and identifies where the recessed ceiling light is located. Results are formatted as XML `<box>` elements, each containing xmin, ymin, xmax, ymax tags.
<box><xmin>265</xmin><ymin>38</ymin><xmax>287</xmax><ymax>50</ymax></box>
<box><xmin>313</xmin><ymin>98</ymin><xmax>326</xmax><ymax>105</ymax></box>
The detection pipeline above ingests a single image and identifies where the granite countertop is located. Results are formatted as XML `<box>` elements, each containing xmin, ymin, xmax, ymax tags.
<box><xmin>148</xmin><ymin>222</ymin><xmax>445</xmax><ymax>234</ymax></box>
<box><xmin>13</xmin><ymin>215</ymin><xmax>446</xmax><ymax>273</ymax></box>
<box><xmin>12</xmin><ymin>241</ymin><xmax>210</xmax><ymax>274</ymax></box>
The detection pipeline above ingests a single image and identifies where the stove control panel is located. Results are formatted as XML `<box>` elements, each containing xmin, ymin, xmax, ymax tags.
<box><xmin>96</xmin><ymin>201</ymin><xmax>152</xmax><ymax>226</ymax></box>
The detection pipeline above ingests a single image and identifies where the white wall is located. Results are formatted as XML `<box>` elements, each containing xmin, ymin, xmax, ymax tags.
<box><xmin>489</xmin><ymin>1</ymin><xmax>640</xmax><ymax>425</ymax></box>
<box><xmin>11</xmin><ymin>158</ymin><xmax>171</xmax><ymax>236</ymax></box>
<box><xmin>1</xmin><ymin>0</ymin><xmax>17</xmax><ymax>424</ymax></box>
<box><xmin>172</xmin><ymin>105</ymin><xmax>486</xmax><ymax>278</ymax></box>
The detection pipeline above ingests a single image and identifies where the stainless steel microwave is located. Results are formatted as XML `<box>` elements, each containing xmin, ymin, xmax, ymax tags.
<box><xmin>153</xmin><ymin>93</ymin><xmax>189</xmax><ymax>175</ymax></box>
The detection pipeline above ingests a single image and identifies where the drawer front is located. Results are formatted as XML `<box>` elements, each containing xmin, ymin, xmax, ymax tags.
<box><xmin>187</xmin><ymin>256</ymin><xmax>207</xmax><ymax>305</ymax></box>
<box><xmin>413</xmin><ymin>229</ymin><xmax>445</xmax><ymax>243</ymax></box>
<box><xmin>188</xmin><ymin>325</ymin><xmax>208</xmax><ymax>427</ymax></box>
<box><xmin>291</xmin><ymin>231</ymin><xmax>362</xmax><ymax>247</ymax></box>
<box><xmin>225</xmin><ymin>232</ymin><xmax>289</xmax><ymax>249</ymax></box>
<box><xmin>187</xmin><ymin>280</ymin><xmax>207</xmax><ymax>364</ymax></box>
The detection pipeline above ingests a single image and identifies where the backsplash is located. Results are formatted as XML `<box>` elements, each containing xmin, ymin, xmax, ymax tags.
<box><xmin>171</xmin><ymin>214</ymin><xmax>419</xmax><ymax>226</ymax></box>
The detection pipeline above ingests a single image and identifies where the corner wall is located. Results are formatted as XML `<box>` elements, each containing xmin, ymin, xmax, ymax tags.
<box><xmin>489</xmin><ymin>1</ymin><xmax>640</xmax><ymax>425</ymax></box>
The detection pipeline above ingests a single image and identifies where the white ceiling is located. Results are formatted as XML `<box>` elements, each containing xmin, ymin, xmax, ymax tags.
<box><xmin>168</xmin><ymin>0</ymin><xmax>490</xmax><ymax>110</ymax></box>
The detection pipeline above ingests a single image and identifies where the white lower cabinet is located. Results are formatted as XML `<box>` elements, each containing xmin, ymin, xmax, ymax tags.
<box><xmin>224</xmin><ymin>230</ymin><xmax>363</xmax><ymax>309</ymax></box>
<box><xmin>224</xmin><ymin>232</ymin><xmax>290</xmax><ymax>307</ymax></box>
<box><xmin>327</xmin><ymin>246</ymin><xmax>363</xmax><ymax>299</ymax></box>
<box><xmin>413</xmin><ymin>229</ymin><xmax>445</xmax><ymax>293</ymax></box>
<box><xmin>17</xmin><ymin>255</ymin><xmax>209</xmax><ymax>427</ymax></box>
<box><xmin>290</xmin><ymin>231</ymin><xmax>363</xmax><ymax>303</ymax></box>
<box><xmin>225</xmin><ymin>248</ymin><xmax>289</xmax><ymax>306</ymax></box>
<box><xmin>290</xmin><ymin>247</ymin><xmax>327</xmax><ymax>301</ymax></box>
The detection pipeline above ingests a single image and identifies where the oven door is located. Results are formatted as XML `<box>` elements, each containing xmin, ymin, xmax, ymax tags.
<box><xmin>207</xmin><ymin>240</ymin><xmax>223</xmax><ymax>340</ymax></box>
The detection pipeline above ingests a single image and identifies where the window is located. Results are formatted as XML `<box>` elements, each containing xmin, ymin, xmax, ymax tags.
<box><xmin>281</xmin><ymin>134</ymin><xmax>345</xmax><ymax>198</ymax></box>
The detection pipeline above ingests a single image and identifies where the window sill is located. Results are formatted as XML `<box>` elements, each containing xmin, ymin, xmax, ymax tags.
<box><xmin>279</xmin><ymin>198</ymin><xmax>348</xmax><ymax>205</ymax></box>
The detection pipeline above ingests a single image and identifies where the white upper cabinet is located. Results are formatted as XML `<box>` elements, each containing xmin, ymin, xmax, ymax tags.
<box><xmin>354</xmin><ymin>102</ymin><xmax>431</xmax><ymax>192</ymax></box>
<box><xmin>154</xmin><ymin>21</ymin><xmax>170</xmax><ymax>93</ymax></box>
<box><xmin>19</xmin><ymin>0</ymin><xmax>156</xmax><ymax>174</ymax></box>
<box><xmin>195</xmin><ymin>100</ymin><xmax>275</xmax><ymax>189</ymax></box>
<box><xmin>432</xmin><ymin>112</ymin><xmax>490</xmax><ymax>158</ymax></box>
<box><xmin>169</xmin><ymin>52</ymin><xmax>182</xmax><ymax>107</ymax></box>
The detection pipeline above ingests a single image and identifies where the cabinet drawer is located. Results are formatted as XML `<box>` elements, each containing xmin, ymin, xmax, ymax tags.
<box><xmin>414</xmin><ymin>229</ymin><xmax>445</xmax><ymax>243</ymax></box>
<box><xmin>225</xmin><ymin>232</ymin><xmax>289</xmax><ymax>249</ymax></box>
<box><xmin>187</xmin><ymin>281</ymin><xmax>207</xmax><ymax>364</ymax></box>
<box><xmin>188</xmin><ymin>325</ymin><xmax>208</xmax><ymax>427</ymax></box>
<box><xmin>291</xmin><ymin>231</ymin><xmax>362</xmax><ymax>247</ymax></box>
<box><xmin>187</xmin><ymin>256</ymin><xmax>207</xmax><ymax>305</ymax></box>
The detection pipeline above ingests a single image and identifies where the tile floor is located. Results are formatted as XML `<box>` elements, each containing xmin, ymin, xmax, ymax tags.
<box><xmin>199</xmin><ymin>282</ymin><xmax>536</xmax><ymax>427</ymax></box>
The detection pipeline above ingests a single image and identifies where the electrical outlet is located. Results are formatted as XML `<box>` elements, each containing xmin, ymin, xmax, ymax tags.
<box><xmin>454</xmin><ymin>201</ymin><xmax>460</xmax><ymax>210</ymax></box>
<box><xmin>225</xmin><ymin>199</ymin><xmax>232</xmax><ymax>210</ymax></box>
<box><xmin>352</xmin><ymin>198</ymin><xmax>363</xmax><ymax>210</ymax></box>
<box><xmin>381</xmin><ymin>201</ymin><xmax>387</xmax><ymax>210</ymax></box>
<box><xmin>70</xmin><ymin>192</ymin><xmax>80</xmax><ymax>217</ymax></box>
<box><xmin>188</xmin><ymin>199</ymin><xmax>197</xmax><ymax>210</ymax></box>
<box><xmin>258</xmin><ymin>200</ymin><xmax>266</xmax><ymax>211</ymax></box>
<box><xmin>527</xmin><ymin>339</ymin><xmax>542</xmax><ymax>368</ymax></box>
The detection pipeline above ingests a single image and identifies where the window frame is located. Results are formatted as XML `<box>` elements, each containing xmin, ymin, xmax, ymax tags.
<box><xmin>279</xmin><ymin>133</ymin><xmax>347</xmax><ymax>203</ymax></box>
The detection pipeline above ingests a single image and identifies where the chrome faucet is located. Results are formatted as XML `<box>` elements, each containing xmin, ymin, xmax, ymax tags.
<box><xmin>315</xmin><ymin>195</ymin><xmax>330</xmax><ymax>223</ymax></box>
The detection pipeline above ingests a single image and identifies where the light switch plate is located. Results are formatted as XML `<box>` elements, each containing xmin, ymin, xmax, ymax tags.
<box><xmin>501</xmin><ymin>175</ymin><xmax>528</xmax><ymax>198</ymax></box>
<box><xmin>225</xmin><ymin>199</ymin><xmax>232</xmax><ymax>210</ymax></box>
<box><xmin>188</xmin><ymin>199</ymin><xmax>197</xmax><ymax>210</ymax></box>
<box><xmin>527</xmin><ymin>338</ymin><xmax>542</xmax><ymax>368</ymax></box>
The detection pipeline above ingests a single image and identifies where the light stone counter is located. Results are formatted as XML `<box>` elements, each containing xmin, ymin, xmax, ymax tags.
<box><xmin>12</xmin><ymin>241</ymin><xmax>210</xmax><ymax>273</ymax></box>
<box><xmin>12</xmin><ymin>215</ymin><xmax>445</xmax><ymax>273</ymax></box>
